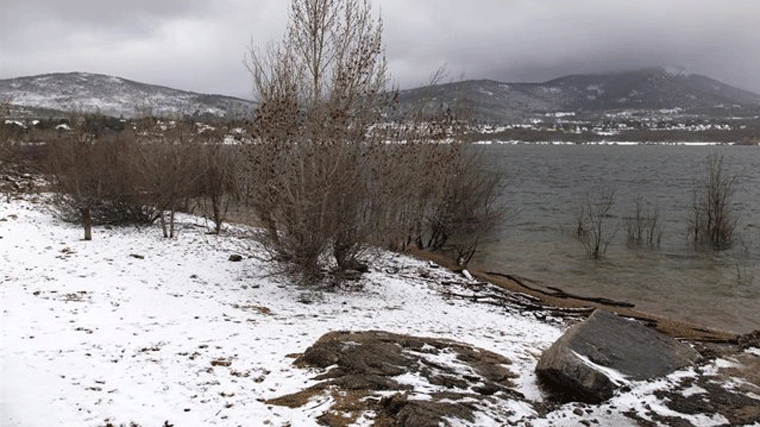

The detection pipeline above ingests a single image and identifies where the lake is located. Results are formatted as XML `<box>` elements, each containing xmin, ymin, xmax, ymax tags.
<box><xmin>469</xmin><ymin>143</ymin><xmax>760</xmax><ymax>334</ymax></box>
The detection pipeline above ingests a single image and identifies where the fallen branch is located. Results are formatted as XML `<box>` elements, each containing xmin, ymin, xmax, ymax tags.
<box><xmin>485</xmin><ymin>271</ymin><xmax>635</xmax><ymax>308</ymax></box>
<box><xmin>439</xmin><ymin>280</ymin><xmax>594</xmax><ymax>319</ymax></box>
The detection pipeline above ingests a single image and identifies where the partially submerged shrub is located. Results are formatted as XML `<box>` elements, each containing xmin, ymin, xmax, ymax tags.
<box><xmin>689</xmin><ymin>154</ymin><xmax>739</xmax><ymax>250</ymax></box>
<box><xmin>625</xmin><ymin>196</ymin><xmax>662</xmax><ymax>247</ymax></box>
<box><xmin>576</xmin><ymin>182</ymin><xmax>618</xmax><ymax>259</ymax></box>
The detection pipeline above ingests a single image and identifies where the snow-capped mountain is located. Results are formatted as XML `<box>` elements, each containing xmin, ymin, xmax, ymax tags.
<box><xmin>0</xmin><ymin>72</ymin><xmax>255</xmax><ymax>119</ymax></box>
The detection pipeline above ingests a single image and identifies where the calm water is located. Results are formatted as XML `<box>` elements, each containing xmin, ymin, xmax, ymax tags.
<box><xmin>469</xmin><ymin>143</ymin><xmax>760</xmax><ymax>334</ymax></box>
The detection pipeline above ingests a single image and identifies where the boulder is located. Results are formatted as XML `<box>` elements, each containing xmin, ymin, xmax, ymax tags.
<box><xmin>536</xmin><ymin>309</ymin><xmax>700</xmax><ymax>403</ymax></box>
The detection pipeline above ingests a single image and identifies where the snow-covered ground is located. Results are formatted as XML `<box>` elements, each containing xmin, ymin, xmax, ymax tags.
<box><xmin>1</xmin><ymin>196</ymin><xmax>759</xmax><ymax>426</ymax></box>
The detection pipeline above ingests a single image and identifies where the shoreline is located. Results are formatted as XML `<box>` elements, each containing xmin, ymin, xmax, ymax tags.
<box><xmin>3</xmin><ymin>195</ymin><xmax>759</xmax><ymax>425</ymax></box>
<box><xmin>409</xmin><ymin>248</ymin><xmax>741</xmax><ymax>344</ymax></box>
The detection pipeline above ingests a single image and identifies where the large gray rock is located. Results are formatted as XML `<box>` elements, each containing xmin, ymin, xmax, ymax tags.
<box><xmin>536</xmin><ymin>309</ymin><xmax>700</xmax><ymax>403</ymax></box>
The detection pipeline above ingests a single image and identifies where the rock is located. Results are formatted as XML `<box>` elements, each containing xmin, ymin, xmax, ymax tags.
<box><xmin>228</xmin><ymin>254</ymin><xmax>243</xmax><ymax>262</ymax></box>
<box><xmin>536</xmin><ymin>309</ymin><xmax>700</xmax><ymax>403</ymax></box>
<box><xmin>378</xmin><ymin>394</ymin><xmax>476</xmax><ymax>427</ymax></box>
<box><xmin>738</xmin><ymin>330</ymin><xmax>760</xmax><ymax>350</ymax></box>
<box><xmin>269</xmin><ymin>330</ymin><xmax>523</xmax><ymax>426</ymax></box>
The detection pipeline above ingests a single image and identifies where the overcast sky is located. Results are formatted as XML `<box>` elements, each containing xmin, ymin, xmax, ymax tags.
<box><xmin>2</xmin><ymin>0</ymin><xmax>759</xmax><ymax>99</ymax></box>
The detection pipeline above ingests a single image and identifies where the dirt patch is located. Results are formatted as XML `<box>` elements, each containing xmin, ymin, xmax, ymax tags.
<box><xmin>230</xmin><ymin>303</ymin><xmax>272</xmax><ymax>315</ymax></box>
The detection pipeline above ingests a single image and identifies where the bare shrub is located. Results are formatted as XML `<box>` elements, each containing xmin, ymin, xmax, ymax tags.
<box><xmin>135</xmin><ymin>119</ymin><xmax>241</xmax><ymax>237</ymax></box>
<box><xmin>690</xmin><ymin>154</ymin><xmax>738</xmax><ymax>250</ymax></box>
<box><xmin>244</xmin><ymin>130</ymin><xmax>372</xmax><ymax>278</ymax></box>
<box><xmin>244</xmin><ymin>0</ymin><xmax>504</xmax><ymax>281</ymax></box>
<box><xmin>194</xmin><ymin>126</ymin><xmax>240</xmax><ymax>234</ymax></box>
<box><xmin>433</xmin><ymin>150</ymin><xmax>505</xmax><ymax>266</ymax></box>
<box><xmin>364</xmin><ymin>119</ymin><xmax>464</xmax><ymax>253</ymax></box>
<box><xmin>0</xmin><ymin>100</ymin><xmax>37</xmax><ymax>184</ymax></box>
<box><xmin>244</xmin><ymin>0</ymin><xmax>386</xmax><ymax>280</ymax></box>
<box><xmin>137</xmin><ymin>120</ymin><xmax>198</xmax><ymax>238</ymax></box>
<box><xmin>368</xmin><ymin>140</ymin><xmax>504</xmax><ymax>266</ymax></box>
<box><xmin>0</xmin><ymin>101</ymin><xmax>22</xmax><ymax>200</ymax></box>
<box><xmin>577</xmin><ymin>182</ymin><xmax>618</xmax><ymax>259</ymax></box>
<box><xmin>47</xmin><ymin>116</ymin><xmax>156</xmax><ymax>240</ymax></box>
<box><xmin>625</xmin><ymin>196</ymin><xmax>662</xmax><ymax>247</ymax></box>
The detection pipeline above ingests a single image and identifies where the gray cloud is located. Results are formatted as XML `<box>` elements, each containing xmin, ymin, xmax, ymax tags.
<box><xmin>1</xmin><ymin>0</ymin><xmax>759</xmax><ymax>99</ymax></box>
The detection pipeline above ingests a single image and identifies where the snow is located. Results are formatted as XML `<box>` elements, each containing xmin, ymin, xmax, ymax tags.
<box><xmin>681</xmin><ymin>384</ymin><xmax>708</xmax><ymax>397</ymax></box>
<box><xmin>586</xmin><ymin>85</ymin><xmax>604</xmax><ymax>94</ymax></box>
<box><xmin>0</xmin><ymin>196</ymin><xmax>560</xmax><ymax>426</ymax></box>
<box><xmin>2</xmin><ymin>195</ymin><xmax>759</xmax><ymax>426</ymax></box>
<box><xmin>570</xmin><ymin>350</ymin><xmax>629</xmax><ymax>386</ymax></box>
<box><xmin>1</xmin><ymin>73</ymin><xmax>253</xmax><ymax>119</ymax></box>
<box><xmin>664</xmin><ymin>65</ymin><xmax>693</xmax><ymax>77</ymax></box>
<box><xmin>3</xmin><ymin>120</ymin><xmax>26</xmax><ymax>128</ymax></box>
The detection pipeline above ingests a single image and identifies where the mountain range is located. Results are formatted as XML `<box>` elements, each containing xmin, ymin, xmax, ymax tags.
<box><xmin>2</xmin><ymin>68</ymin><xmax>759</xmax><ymax>122</ymax></box>
<box><xmin>399</xmin><ymin>67</ymin><xmax>760</xmax><ymax>122</ymax></box>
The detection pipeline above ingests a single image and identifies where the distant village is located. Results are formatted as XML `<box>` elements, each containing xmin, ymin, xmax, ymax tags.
<box><xmin>470</xmin><ymin>108</ymin><xmax>760</xmax><ymax>144</ymax></box>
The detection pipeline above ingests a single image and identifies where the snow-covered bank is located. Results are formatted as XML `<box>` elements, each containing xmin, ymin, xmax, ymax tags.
<box><xmin>0</xmin><ymin>197</ymin><xmax>560</xmax><ymax>426</ymax></box>
<box><xmin>1</xmin><ymin>196</ymin><xmax>759</xmax><ymax>426</ymax></box>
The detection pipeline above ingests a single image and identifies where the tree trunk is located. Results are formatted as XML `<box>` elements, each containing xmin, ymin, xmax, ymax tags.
<box><xmin>81</xmin><ymin>207</ymin><xmax>92</xmax><ymax>241</ymax></box>
<box><xmin>159</xmin><ymin>210</ymin><xmax>168</xmax><ymax>238</ymax></box>
<box><xmin>212</xmin><ymin>195</ymin><xmax>221</xmax><ymax>234</ymax></box>
<box><xmin>169</xmin><ymin>208</ymin><xmax>176</xmax><ymax>238</ymax></box>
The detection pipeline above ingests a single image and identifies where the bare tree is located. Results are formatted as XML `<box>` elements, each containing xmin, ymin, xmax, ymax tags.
<box><xmin>138</xmin><ymin>120</ymin><xmax>197</xmax><ymax>238</ymax></box>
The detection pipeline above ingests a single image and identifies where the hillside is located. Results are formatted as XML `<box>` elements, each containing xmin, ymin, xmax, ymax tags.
<box><xmin>3</xmin><ymin>68</ymin><xmax>760</xmax><ymax>124</ymax></box>
<box><xmin>0</xmin><ymin>72</ymin><xmax>255</xmax><ymax>119</ymax></box>
<box><xmin>399</xmin><ymin>67</ymin><xmax>760</xmax><ymax>123</ymax></box>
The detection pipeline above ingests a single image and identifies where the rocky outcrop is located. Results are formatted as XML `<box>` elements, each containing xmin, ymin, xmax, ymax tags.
<box><xmin>268</xmin><ymin>330</ymin><xmax>522</xmax><ymax>426</ymax></box>
<box><xmin>536</xmin><ymin>309</ymin><xmax>700</xmax><ymax>403</ymax></box>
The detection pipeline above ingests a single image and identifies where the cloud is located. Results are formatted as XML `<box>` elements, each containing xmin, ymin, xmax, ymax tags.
<box><xmin>1</xmin><ymin>0</ymin><xmax>759</xmax><ymax>97</ymax></box>
<box><xmin>381</xmin><ymin>0</ymin><xmax>760</xmax><ymax>92</ymax></box>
